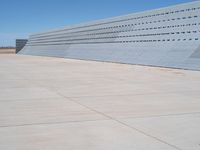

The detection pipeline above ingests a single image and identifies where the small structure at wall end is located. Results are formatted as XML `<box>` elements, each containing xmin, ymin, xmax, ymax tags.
<box><xmin>16</xmin><ymin>39</ymin><xmax>28</xmax><ymax>53</ymax></box>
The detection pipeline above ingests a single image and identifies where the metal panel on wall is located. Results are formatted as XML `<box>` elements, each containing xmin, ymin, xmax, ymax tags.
<box><xmin>18</xmin><ymin>1</ymin><xmax>200</xmax><ymax>70</ymax></box>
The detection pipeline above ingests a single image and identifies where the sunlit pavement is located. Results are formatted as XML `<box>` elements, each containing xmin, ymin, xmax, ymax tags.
<box><xmin>0</xmin><ymin>54</ymin><xmax>200</xmax><ymax>150</ymax></box>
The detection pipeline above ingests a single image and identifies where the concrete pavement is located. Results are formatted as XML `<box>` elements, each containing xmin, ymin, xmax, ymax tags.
<box><xmin>0</xmin><ymin>54</ymin><xmax>200</xmax><ymax>150</ymax></box>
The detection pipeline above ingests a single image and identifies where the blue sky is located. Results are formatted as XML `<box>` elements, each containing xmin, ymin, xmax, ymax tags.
<box><xmin>0</xmin><ymin>0</ymin><xmax>196</xmax><ymax>46</ymax></box>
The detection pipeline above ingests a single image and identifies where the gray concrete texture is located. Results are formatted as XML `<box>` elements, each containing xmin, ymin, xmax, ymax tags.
<box><xmin>19</xmin><ymin>1</ymin><xmax>200</xmax><ymax>70</ymax></box>
<box><xmin>0</xmin><ymin>54</ymin><xmax>200</xmax><ymax>150</ymax></box>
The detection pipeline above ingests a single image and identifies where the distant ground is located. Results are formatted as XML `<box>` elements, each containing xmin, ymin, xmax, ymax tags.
<box><xmin>0</xmin><ymin>48</ymin><xmax>15</xmax><ymax>54</ymax></box>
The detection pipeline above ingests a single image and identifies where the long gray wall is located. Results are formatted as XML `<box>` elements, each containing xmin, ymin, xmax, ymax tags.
<box><xmin>19</xmin><ymin>1</ymin><xmax>200</xmax><ymax>70</ymax></box>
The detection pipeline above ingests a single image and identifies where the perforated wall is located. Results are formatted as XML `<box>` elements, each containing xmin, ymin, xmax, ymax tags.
<box><xmin>19</xmin><ymin>1</ymin><xmax>200</xmax><ymax>70</ymax></box>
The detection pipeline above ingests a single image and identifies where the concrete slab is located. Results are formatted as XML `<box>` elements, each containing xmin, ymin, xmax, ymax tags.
<box><xmin>122</xmin><ymin>114</ymin><xmax>200</xmax><ymax>150</ymax></box>
<box><xmin>0</xmin><ymin>120</ymin><xmax>177</xmax><ymax>150</ymax></box>
<box><xmin>0</xmin><ymin>87</ymin><xmax>61</xmax><ymax>100</ymax></box>
<box><xmin>0</xmin><ymin>54</ymin><xmax>200</xmax><ymax>150</ymax></box>
<box><xmin>0</xmin><ymin>98</ymin><xmax>107</xmax><ymax>127</ymax></box>
<box><xmin>70</xmin><ymin>93</ymin><xmax>200</xmax><ymax>119</ymax></box>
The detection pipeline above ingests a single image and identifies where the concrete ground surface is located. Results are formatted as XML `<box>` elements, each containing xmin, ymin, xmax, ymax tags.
<box><xmin>0</xmin><ymin>54</ymin><xmax>200</xmax><ymax>150</ymax></box>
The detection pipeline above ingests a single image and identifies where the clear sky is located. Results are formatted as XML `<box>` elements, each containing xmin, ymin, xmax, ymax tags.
<box><xmin>0</xmin><ymin>0</ymin><xmax>197</xmax><ymax>46</ymax></box>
